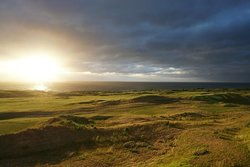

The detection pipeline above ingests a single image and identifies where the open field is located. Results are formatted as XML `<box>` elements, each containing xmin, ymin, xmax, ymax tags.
<box><xmin>0</xmin><ymin>89</ymin><xmax>250</xmax><ymax>166</ymax></box>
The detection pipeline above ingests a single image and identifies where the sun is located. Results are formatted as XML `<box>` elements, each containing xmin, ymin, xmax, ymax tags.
<box><xmin>33</xmin><ymin>84</ymin><xmax>48</xmax><ymax>91</ymax></box>
<box><xmin>5</xmin><ymin>52</ymin><xmax>63</xmax><ymax>83</ymax></box>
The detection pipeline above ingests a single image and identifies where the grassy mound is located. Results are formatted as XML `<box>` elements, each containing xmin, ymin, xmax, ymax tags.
<box><xmin>43</xmin><ymin>115</ymin><xmax>93</xmax><ymax>128</ymax></box>
<box><xmin>0</xmin><ymin>117</ymin><xmax>181</xmax><ymax>159</ymax></box>
<box><xmin>0</xmin><ymin>126</ymin><xmax>91</xmax><ymax>158</ymax></box>
<box><xmin>0</xmin><ymin>115</ymin><xmax>95</xmax><ymax>158</ymax></box>
<box><xmin>191</xmin><ymin>93</ymin><xmax>250</xmax><ymax>104</ymax></box>
<box><xmin>131</xmin><ymin>95</ymin><xmax>177</xmax><ymax>104</ymax></box>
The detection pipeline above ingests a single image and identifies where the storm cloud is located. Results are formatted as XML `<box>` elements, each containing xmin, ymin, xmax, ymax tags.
<box><xmin>0</xmin><ymin>0</ymin><xmax>250</xmax><ymax>81</ymax></box>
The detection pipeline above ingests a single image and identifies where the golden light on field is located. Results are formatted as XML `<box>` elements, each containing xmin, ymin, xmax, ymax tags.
<box><xmin>3</xmin><ymin>51</ymin><xmax>64</xmax><ymax>84</ymax></box>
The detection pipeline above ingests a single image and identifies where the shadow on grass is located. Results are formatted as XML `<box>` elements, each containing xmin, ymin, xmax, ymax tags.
<box><xmin>191</xmin><ymin>93</ymin><xmax>250</xmax><ymax>105</ymax></box>
<box><xmin>0</xmin><ymin>143</ymin><xmax>86</xmax><ymax>167</ymax></box>
<box><xmin>0</xmin><ymin>114</ymin><xmax>182</xmax><ymax>166</ymax></box>
<box><xmin>0</xmin><ymin>111</ymin><xmax>54</xmax><ymax>120</ymax></box>
<box><xmin>0</xmin><ymin>107</ymin><xmax>97</xmax><ymax>121</ymax></box>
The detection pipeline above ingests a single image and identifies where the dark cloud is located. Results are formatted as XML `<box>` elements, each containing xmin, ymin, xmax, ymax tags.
<box><xmin>0</xmin><ymin>0</ymin><xmax>250</xmax><ymax>81</ymax></box>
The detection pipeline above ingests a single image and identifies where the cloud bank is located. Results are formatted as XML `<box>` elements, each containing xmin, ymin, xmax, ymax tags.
<box><xmin>0</xmin><ymin>0</ymin><xmax>250</xmax><ymax>82</ymax></box>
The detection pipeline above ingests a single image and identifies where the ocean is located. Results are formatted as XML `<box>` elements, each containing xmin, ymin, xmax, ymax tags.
<box><xmin>0</xmin><ymin>82</ymin><xmax>250</xmax><ymax>91</ymax></box>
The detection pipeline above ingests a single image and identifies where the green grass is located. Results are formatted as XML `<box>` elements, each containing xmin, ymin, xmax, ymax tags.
<box><xmin>0</xmin><ymin>117</ymin><xmax>45</xmax><ymax>135</ymax></box>
<box><xmin>238</xmin><ymin>126</ymin><xmax>250</xmax><ymax>150</ymax></box>
<box><xmin>0</xmin><ymin>89</ymin><xmax>250</xmax><ymax>166</ymax></box>
<box><xmin>0</xmin><ymin>93</ymin><xmax>149</xmax><ymax>112</ymax></box>
<box><xmin>159</xmin><ymin>159</ymin><xmax>191</xmax><ymax>167</ymax></box>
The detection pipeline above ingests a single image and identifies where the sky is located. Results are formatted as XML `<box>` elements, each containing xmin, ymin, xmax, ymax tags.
<box><xmin>0</xmin><ymin>0</ymin><xmax>250</xmax><ymax>82</ymax></box>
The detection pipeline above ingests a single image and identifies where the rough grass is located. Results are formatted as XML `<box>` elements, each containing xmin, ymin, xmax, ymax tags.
<box><xmin>191</xmin><ymin>93</ymin><xmax>250</xmax><ymax>105</ymax></box>
<box><xmin>131</xmin><ymin>95</ymin><xmax>178</xmax><ymax>104</ymax></box>
<box><xmin>0</xmin><ymin>115</ymin><xmax>182</xmax><ymax>159</ymax></box>
<box><xmin>42</xmin><ymin>115</ymin><xmax>94</xmax><ymax>128</ymax></box>
<box><xmin>0</xmin><ymin>89</ymin><xmax>250</xmax><ymax>166</ymax></box>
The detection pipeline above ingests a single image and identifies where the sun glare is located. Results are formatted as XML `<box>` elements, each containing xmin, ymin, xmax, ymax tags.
<box><xmin>4</xmin><ymin>52</ymin><xmax>63</xmax><ymax>83</ymax></box>
<box><xmin>33</xmin><ymin>84</ymin><xmax>48</xmax><ymax>91</ymax></box>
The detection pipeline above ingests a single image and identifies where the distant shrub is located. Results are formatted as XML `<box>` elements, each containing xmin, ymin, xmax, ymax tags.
<box><xmin>123</xmin><ymin>141</ymin><xmax>136</xmax><ymax>148</ymax></box>
<box><xmin>168</xmin><ymin>112</ymin><xmax>205</xmax><ymax>120</ymax></box>
<box><xmin>193</xmin><ymin>148</ymin><xmax>209</xmax><ymax>156</ymax></box>
<box><xmin>90</xmin><ymin>115</ymin><xmax>113</xmax><ymax>121</ymax></box>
